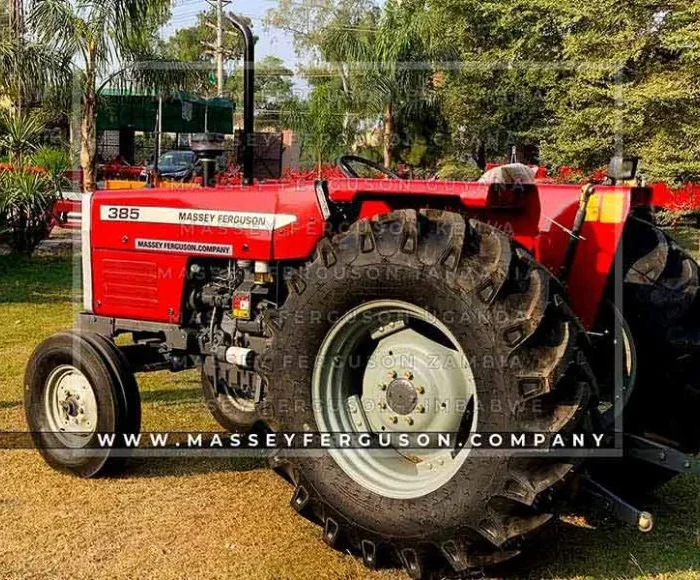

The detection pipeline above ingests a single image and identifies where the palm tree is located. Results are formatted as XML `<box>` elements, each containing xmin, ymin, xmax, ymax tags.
<box><xmin>0</xmin><ymin>168</ymin><xmax>56</xmax><ymax>254</ymax></box>
<box><xmin>366</xmin><ymin>1</ymin><xmax>435</xmax><ymax>168</ymax></box>
<box><xmin>310</xmin><ymin>0</ymin><xmax>434</xmax><ymax>167</ymax></box>
<box><xmin>30</xmin><ymin>0</ymin><xmax>173</xmax><ymax>191</ymax></box>
<box><xmin>0</xmin><ymin>38</ymin><xmax>71</xmax><ymax>115</ymax></box>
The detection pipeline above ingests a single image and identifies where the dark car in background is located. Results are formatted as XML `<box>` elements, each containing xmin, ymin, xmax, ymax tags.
<box><xmin>141</xmin><ymin>150</ymin><xmax>201</xmax><ymax>181</ymax></box>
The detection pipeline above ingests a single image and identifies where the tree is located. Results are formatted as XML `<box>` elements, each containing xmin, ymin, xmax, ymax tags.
<box><xmin>284</xmin><ymin>84</ymin><xmax>349</xmax><ymax>175</ymax></box>
<box><xmin>0</xmin><ymin>108</ymin><xmax>47</xmax><ymax>164</ymax></box>
<box><xmin>539</xmin><ymin>0</ymin><xmax>700</xmax><ymax>183</ymax></box>
<box><xmin>423</xmin><ymin>0</ymin><xmax>565</xmax><ymax>169</ymax></box>
<box><xmin>0</xmin><ymin>167</ymin><xmax>56</xmax><ymax>254</ymax></box>
<box><xmin>224</xmin><ymin>55</ymin><xmax>295</xmax><ymax>130</ymax></box>
<box><xmin>162</xmin><ymin>9</ymin><xmax>253</xmax><ymax>98</ymax></box>
<box><xmin>269</xmin><ymin>0</ymin><xmax>438</xmax><ymax>168</ymax></box>
<box><xmin>267</xmin><ymin>0</ymin><xmax>379</xmax><ymax>137</ymax></box>
<box><xmin>0</xmin><ymin>7</ymin><xmax>70</xmax><ymax>115</ymax></box>
<box><xmin>30</xmin><ymin>0</ymin><xmax>173</xmax><ymax>191</ymax></box>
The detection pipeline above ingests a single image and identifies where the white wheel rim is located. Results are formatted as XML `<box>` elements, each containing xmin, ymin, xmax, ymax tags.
<box><xmin>43</xmin><ymin>365</ymin><xmax>98</xmax><ymax>444</ymax></box>
<box><xmin>312</xmin><ymin>300</ymin><xmax>478</xmax><ymax>500</ymax></box>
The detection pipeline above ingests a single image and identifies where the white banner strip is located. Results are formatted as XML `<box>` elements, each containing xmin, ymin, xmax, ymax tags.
<box><xmin>100</xmin><ymin>206</ymin><xmax>297</xmax><ymax>231</ymax></box>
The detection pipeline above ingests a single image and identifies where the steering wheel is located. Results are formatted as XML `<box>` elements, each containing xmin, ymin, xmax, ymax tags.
<box><xmin>337</xmin><ymin>155</ymin><xmax>401</xmax><ymax>179</ymax></box>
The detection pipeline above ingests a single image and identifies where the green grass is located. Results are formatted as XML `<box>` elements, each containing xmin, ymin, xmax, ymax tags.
<box><xmin>1</xmin><ymin>233</ymin><xmax>699</xmax><ymax>579</ymax></box>
<box><xmin>0</xmin><ymin>254</ymin><xmax>216</xmax><ymax>430</ymax></box>
<box><xmin>662</xmin><ymin>225</ymin><xmax>699</xmax><ymax>255</ymax></box>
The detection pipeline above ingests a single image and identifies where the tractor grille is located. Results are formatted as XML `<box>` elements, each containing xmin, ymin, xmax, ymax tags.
<box><xmin>99</xmin><ymin>258</ymin><xmax>159</xmax><ymax>308</ymax></box>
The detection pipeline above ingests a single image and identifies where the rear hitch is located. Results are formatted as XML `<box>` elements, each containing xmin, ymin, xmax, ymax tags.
<box><xmin>626</xmin><ymin>434</ymin><xmax>700</xmax><ymax>476</ymax></box>
<box><xmin>577</xmin><ymin>474</ymin><xmax>654</xmax><ymax>533</ymax></box>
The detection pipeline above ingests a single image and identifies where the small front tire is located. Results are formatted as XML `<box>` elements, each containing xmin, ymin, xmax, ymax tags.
<box><xmin>24</xmin><ymin>331</ymin><xmax>141</xmax><ymax>478</ymax></box>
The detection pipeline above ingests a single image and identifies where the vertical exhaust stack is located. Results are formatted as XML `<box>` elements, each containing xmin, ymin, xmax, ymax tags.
<box><xmin>228</xmin><ymin>14</ymin><xmax>255</xmax><ymax>186</ymax></box>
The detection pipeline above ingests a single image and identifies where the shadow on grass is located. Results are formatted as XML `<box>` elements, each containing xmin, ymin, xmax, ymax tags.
<box><xmin>495</xmin><ymin>475</ymin><xmax>700</xmax><ymax>578</ymax></box>
<box><xmin>140</xmin><ymin>388</ymin><xmax>202</xmax><ymax>404</ymax></box>
<box><xmin>0</xmin><ymin>254</ymin><xmax>76</xmax><ymax>304</ymax></box>
<box><xmin>0</xmin><ymin>400</ymin><xmax>21</xmax><ymax>410</ymax></box>
<box><xmin>123</xmin><ymin>455</ymin><xmax>267</xmax><ymax>478</ymax></box>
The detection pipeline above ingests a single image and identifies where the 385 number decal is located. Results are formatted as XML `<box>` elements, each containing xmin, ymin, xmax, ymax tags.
<box><xmin>102</xmin><ymin>206</ymin><xmax>142</xmax><ymax>221</ymax></box>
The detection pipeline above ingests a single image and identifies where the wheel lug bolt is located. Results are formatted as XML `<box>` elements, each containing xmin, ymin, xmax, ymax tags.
<box><xmin>389</xmin><ymin>416</ymin><xmax>398</xmax><ymax>424</ymax></box>
<box><xmin>405</xmin><ymin>417</ymin><xmax>414</xmax><ymax>426</ymax></box>
<box><xmin>388</xmin><ymin>371</ymin><xmax>398</xmax><ymax>379</ymax></box>
<box><xmin>404</xmin><ymin>372</ymin><xmax>413</xmax><ymax>380</ymax></box>
<box><xmin>378</xmin><ymin>402</ymin><xmax>387</xmax><ymax>410</ymax></box>
<box><xmin>416</xmin><ymin>405</ymin><xmax>425</xmax><ymax>413</ymax></box>
<box><xmin>416</xmin><ymin>386</ymin><xmax>425</xmax><ymax>394</ymax></box>
<box><xmin>379</xmin><ymin>384</ymin><xmax>387</xmax><ymax>391</ymax></box>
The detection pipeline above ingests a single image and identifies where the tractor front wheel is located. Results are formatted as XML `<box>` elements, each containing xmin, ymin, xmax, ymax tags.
<box><xmin>260</xmin><ymin>210</ymin><xmax>594</xmax><ymax>577</ymax></box>
<box><xmin>24</xmin><ymin>331</ymin><xmax>141</xmax><ymax>478</ymax></box>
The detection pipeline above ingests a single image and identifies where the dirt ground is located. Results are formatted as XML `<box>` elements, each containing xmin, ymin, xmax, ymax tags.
<box><xmin>1</xmin><ymin>237</ymin><xmax>700</xmax><ymax>580</ymax></box>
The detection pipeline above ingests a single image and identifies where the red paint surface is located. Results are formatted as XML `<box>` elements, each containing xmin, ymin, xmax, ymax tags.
<box><xmin>86</xmin><ymin>179</ymin><xmax>636</xmax><ymax>329</ymax></box>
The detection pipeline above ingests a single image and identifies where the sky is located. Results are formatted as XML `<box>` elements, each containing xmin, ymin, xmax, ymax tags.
<box><xmin>162</xmin><ymin>0</ymin><xmax>301</xmax><ymax>72</ymax></box>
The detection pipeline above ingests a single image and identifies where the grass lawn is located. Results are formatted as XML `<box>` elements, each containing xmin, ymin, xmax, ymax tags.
<box><xmin>1</xmin><ymin>233</ymin><xmax>699</xmax><ymax>580</ymax></box>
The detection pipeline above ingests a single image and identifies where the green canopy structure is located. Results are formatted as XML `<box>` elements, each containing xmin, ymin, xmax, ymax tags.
<box><xmin>97</xmin><ymin>90</ymin><xmax>235</xmax><ymax>134</ymax></box>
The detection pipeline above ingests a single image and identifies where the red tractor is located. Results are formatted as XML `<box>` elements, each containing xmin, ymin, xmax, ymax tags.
<box><xmin>24</xmin><ymin>19</ymin><xmax>700</xmax><ymax>579</ymax></box>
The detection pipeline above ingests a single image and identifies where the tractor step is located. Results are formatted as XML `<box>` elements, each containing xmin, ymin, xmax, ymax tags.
<box><xmin>625</xmin><ymin>434</ymin><xmax>700</xmax><ymax>476</ymax></box>
<box><xmin>578</xmin><ymin>474</ymin><xmax>654</xmax><ymax>532</ymax></box>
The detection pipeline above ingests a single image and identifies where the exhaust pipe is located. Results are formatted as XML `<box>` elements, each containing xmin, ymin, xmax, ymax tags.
<box><xmin>227</xmin><ymin>14</ymin><xmax>255</xmax><ymax>186</ymax></box>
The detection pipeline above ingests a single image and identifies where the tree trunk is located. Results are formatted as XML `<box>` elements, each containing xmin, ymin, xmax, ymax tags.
<box><xmin>339</xmin><ymin>65</ymin><xmax>352</xmax><ymax>138</ymax></box>
<box><xmin>383</xmin><ymin>101</ymin><xmax>393</xmax><ymax>168</ymax></box>
<box><xmin>81</xmin><ymin>59</ymin><xmax>97</xmax><ymax>192</ymax></box>
<box><xmin>474</xmin><ymin>141</ymin><xmax>487</xmax><ymax>171</ymax></box>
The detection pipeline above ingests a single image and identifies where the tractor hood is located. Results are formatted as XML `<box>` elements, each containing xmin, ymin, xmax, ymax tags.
<box><xmin>83</xmin><ymin>182</ymin><xmax>324</xmax><ymax>322</ymax></box>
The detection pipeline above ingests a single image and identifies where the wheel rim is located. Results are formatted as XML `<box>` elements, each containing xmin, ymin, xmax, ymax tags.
<box><xmin>312</xmin><ymin>300</ymin><xmax>478</xmax><ymax>499</ymax></box>
<box><xmin>43</xmin><ymin>365</ymin><xmax>98</xmax><ymax>445</ymax></box>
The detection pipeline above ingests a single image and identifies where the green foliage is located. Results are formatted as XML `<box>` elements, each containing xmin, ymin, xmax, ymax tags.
<box><xmin>0</xmin><ymin>109</ymin><xmax>47</xmax><ymax>164</ymax></box>
<box><xmin>161</xmin><ymin>10</ymin><xmax>253</xmax><ymax>98</ymax></box>
<box><xmin>225</xmin><ymin>56</ymin><xmax>295</xmax><ymax>129</ymax></box>
<box><xmin>0</xmin><ymin>168</ymin><xmax>57</xmax><ymax>255</ymax></box>
<box><xmin>269</xmin><ymin>0</ymin><xmax>441</xmax><ymax>169</ymax></box>
<box><xmin>436</xmin><ymin>158</ymin><xmax>484</xmax><ymax>181</ymax></box>
<box><xmin>30</xmin><ymin>0</ymin><xmax>177</xmax><ymax>190</ymax></box>
<box><xmin>284</xmin><ymin>84</ymin><xmax>349</xmax><ymax>175</ymax></box>
<box><xmin>30</xmin><ymin>146</ymin><xmax>72</xmax><ymax>193</ymax></box>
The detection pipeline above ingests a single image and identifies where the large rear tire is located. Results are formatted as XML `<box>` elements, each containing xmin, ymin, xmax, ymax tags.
<box><xmin>602</xmin><ymin>216</ymin><xmax>700</xmax><ymax>493</ymax></box>
<box><xmin>260</xmin><ymin>210</ymin><xmax>594</xmax><ymax>577</ymax></box>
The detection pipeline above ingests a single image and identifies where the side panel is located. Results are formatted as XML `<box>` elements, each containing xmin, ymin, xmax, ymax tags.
<box><xmin>89</xmin><ymin>184</ymin><xmax>320</xmax><ymax>323</ymax></box>
<box><xmin>536</xmin><ymin>184</ymin><xmax>632</xmax><ymax>328</ymax></box>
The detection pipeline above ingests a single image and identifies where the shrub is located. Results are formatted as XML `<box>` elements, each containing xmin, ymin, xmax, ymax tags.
<box><xmin>0</xmin><ymin>109</ymin><xmax>47</xmax><ymax>165</ymax></box>
<box><xmin>0</xmin><ymin>168</ymin><xmax>57</xmax><ymax>255</ymax></box>
<box><xmin>31</xmin><ymin>146</ymin><xmax>72</xmax><ymax>194</ymax></box>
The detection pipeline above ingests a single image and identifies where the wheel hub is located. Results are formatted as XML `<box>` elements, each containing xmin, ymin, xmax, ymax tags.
<box><xmin>386</xmin><ymin>378</ymin><xmax>418</xmax><ymax>415</ymax></box>
<box><xmin>44</xmin><ymin>365</ymin><xmax>97</xmax><ymax>437</ymax></box>
<box><xmin>61</xmin><ymin>397</ymin><xmax>80</xmax><ymax>418</ymax></box>
<box><xmin>312</xmin><ymin>300</ymin><xmax>479</xmax><ymax>500</ymax></box>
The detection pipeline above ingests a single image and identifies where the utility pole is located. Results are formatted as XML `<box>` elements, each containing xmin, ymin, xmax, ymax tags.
<box><xmin>216</xmin><ymin>0</ymin><xmax>224</xmax><ymax>97</ymax></box>
<box><xmin>203</xmin><ymin>0</ymin><xmax>230</xmax><ymax>99</ymax></box>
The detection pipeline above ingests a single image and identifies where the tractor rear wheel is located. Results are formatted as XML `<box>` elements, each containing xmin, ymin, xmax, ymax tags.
<box><xmin>24</xmin><ymin>330</ymin><xmax>141</xmax><ymax>478</ymax></box>
<box><xmin>260</xmin><ymin>210</ymin><xmax>594</xmax><ymax>577</ymax></box>
<box><xmin>603</xmin><ymin>216</ymin><xmax>700</xmax><ymax>492</ymax></box>
<box><xmin>201</xmin><ymin>369</ymin><xmax>258</xmax><ymax>432</ymax></box>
